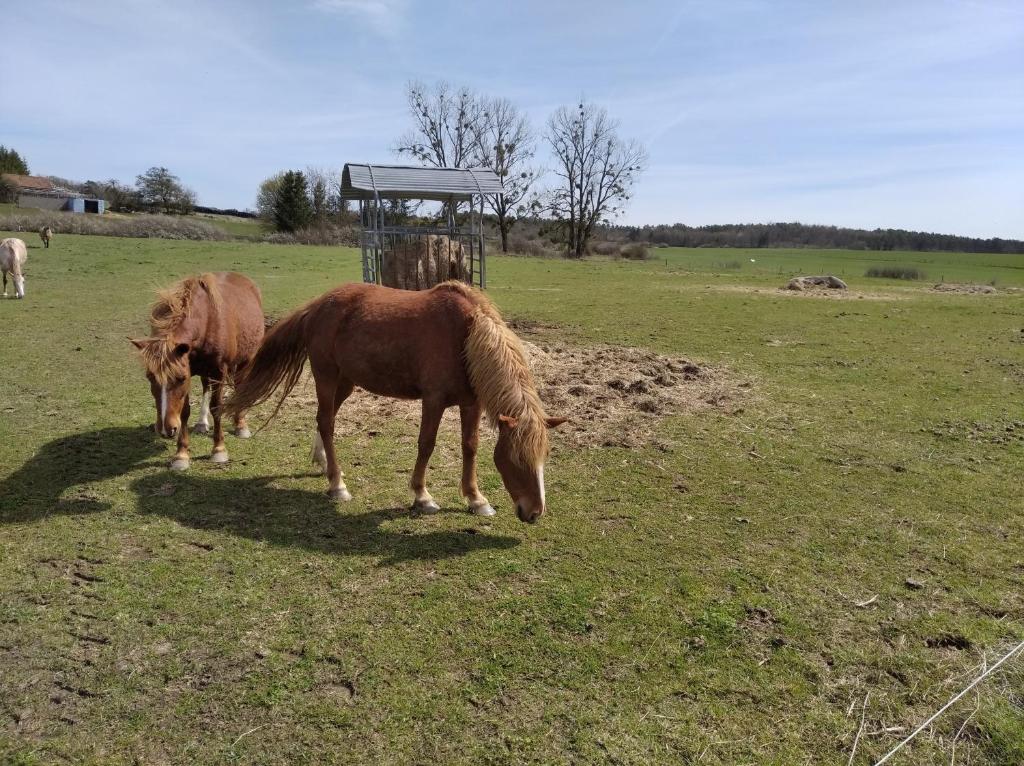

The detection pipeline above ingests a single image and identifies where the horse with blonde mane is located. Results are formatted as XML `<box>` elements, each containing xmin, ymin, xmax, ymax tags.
<box><xmin>1</xmin><ymin>238</ymin><xmax>28</xmax><ymax>299</ymax></box>
<box><xmin>39</xmin><ymin>226</ymin><xmax>53</xmax><ymax>249</ymax></box>
<box><xmin>224</xmin><ymin>281</ymin><xmax>566</xmax><ymax>523</ymax></box>
<box><xmin>131</xmin><ymin>272</ymin><xmax>264</xmax><ymax>470</ymax></box>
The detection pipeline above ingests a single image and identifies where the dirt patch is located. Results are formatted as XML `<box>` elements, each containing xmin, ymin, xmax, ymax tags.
<box><xmin>931</xmin><ymin>283</ymin><xmax>997</xmax><ymax>294</ymax></box>
<box><xmin>922</xmin><ymin>419</ymin><xmax>1024</xmax><ymax>446</ymax></box>
<box><xmin>285</xmin><ymin>335</ymin><xmax>746</xmax><ymax>450</ymax></box>
<box><xmin>774</xmin><ymin>286</ymin><xmax>886</xmax><ymax>300</ymax></box>
<box><xmin>521</xmin><ymin>340</ymin><xmax>745</xmax><ymax>448</ymax></box>
<box><xmin>667</xmin><ymin>284</ymin><xmax>908</xmax><ymax>301</ymax></box>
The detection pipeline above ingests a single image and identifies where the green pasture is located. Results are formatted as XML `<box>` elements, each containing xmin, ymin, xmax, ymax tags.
<box><xmin>193</xmin><ymin>213</ymin><xmax>266</xmax><ymax>239</ymax></box>
<box><xmin>1</xmin><ymin>235</ymin><xmax>1022</xmax><ymax>764</ymax></box>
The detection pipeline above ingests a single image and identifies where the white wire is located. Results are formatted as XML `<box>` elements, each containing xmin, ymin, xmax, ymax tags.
<box><xmin>873</xmin><ymin>639</ymin><xmax>1024</xmax><ymax>765</ymax></box>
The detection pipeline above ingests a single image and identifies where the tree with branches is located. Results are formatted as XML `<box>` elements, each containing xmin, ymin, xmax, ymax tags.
<box><xmin>395</xmin><ymin>81</ymin><xmax>484</xmax><ymax>218</ymax></box>
<box><xmin>135</xmin><ymin>166</ymin><xmax>195</xmax><ymax>214</ymax></box>
<box><xmin>471</xmin><ymin>97</ymin><xmax>540</xmax><ymax>253</ymax></box>
<box><xmin>544</xmin><ymin>102</ymin><xmax>647</xmax><ymax>258</ymax></box>
<box><xmin>395</xmin><ymin>81</ymin><xmax>482</xmax><ymax>170</ymax></box>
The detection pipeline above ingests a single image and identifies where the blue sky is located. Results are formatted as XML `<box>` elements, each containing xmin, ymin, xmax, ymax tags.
<box><xmin>3</xmin><ymin>0</ymin><xmax>1022</xmax><ymax>238</ymax></box>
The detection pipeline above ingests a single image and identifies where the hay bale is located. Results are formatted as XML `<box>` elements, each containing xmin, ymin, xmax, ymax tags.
<box><xmin>380</xmin><ymin>235</ymin><xmax>468</xmax><ymax>290</ymax></box>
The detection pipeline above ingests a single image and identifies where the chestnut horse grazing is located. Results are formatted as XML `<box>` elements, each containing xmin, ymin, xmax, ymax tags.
<box><xmin>131</xmin><ymin>272</ymin><xmax>264</xmax><ymax>470</ymax></box>
<box><xmin>224</xmin><ymin>281</ymin><xmax>565</xmax><ymax>523</ymax></box>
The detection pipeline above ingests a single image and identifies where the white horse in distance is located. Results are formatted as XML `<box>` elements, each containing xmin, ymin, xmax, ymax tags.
<box><xmin>1</xmin><ymin>238</ymin><xmax>28</xmax><ymax>298</ymax></box>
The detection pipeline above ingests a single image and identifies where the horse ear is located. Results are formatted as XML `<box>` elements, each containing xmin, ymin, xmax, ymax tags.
<box><xmin>545</xmin><ymin>416</ymin><xmax>569</xmax><ymax>429</ymax></box>
<box><xmin>497</xmin><ymin>414</ymin><xmax>519</xmax><ymax>429</ymax></box>
<box><xmin>173</xmin><ymin>343</ymin><xmax>190</xmax><ymax>358</ymax></box>
<box><xmin>128</xmin><ymin>337</ymin><xmax>150</xmax><ymax>350</ymax></box>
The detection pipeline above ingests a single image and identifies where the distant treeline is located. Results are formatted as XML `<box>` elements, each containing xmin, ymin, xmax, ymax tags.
<box><xmin>604</xmin><ymin>222</ymin><xmax>1024</xmax><ymax>254</ymax></box>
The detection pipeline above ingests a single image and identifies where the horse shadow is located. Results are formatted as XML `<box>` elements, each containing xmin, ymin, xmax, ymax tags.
<box><xmin>130</xmin><ymin>472</ymin><xmax>519</xmax><ymax>566</ymax></box>
<box><xmin>0</xmin><ymin>425</ymin><xmax>165</xmax><ymax>522</ymax></box>
<box><xmin>0</xmin><ymin>426</ymin><xmax>519</xmax><ymax>566</ymax></box>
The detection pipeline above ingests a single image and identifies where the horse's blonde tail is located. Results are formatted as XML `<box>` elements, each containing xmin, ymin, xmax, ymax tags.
<box><xmin>223</xmin><ymin>299</ymin><xmax>316</xmax><ymax>429</ymax></box>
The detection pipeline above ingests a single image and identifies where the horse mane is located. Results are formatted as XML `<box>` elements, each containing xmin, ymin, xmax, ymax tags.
<box><xmin>141</xmin><ymin>273</ymin><xmax>221</xmax><ymax>383</ymax></box>
<box><xmin>442</xmin><ymin>281</ymin><xmax>550</xmax><ymax>468</ymax></box>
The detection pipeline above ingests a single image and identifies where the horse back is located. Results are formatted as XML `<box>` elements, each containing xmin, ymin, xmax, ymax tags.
<box><xmin>194</xmin><ymin>272</ymin><xmax>264</xmax><ymax>374</ymax></box>
<box><xmin>0</xmin><ymin>238</ymin><xmax>27</xmax><ymax>271</ymax></box>
<box><xmin>310</xmin><ymin>282</ymin><xmax>478</xmax><ymax>402</ymax></box>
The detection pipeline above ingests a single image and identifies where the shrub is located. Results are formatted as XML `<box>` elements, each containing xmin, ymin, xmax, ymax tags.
<box><xmin>507</xmin><ymin>233</ymin><xmax>559</xmax><ymax>258</ymax></box>
<box><xmin>590</xmin><ymin>241</ymin><xmax>620</xmax><ymax>256</ymax></box>
<box><xmin>262</xmin><ymin>224</ymin><xmax>358</xmax><ymax>246</ymax></box>
<box><xmin>0</xmin><ymin>211</ymin><xmax>228</xmax><ymax>241</ymax></box>
<box><xmin>618</xmin><ymin>243</ymin><xmax>649</xmax><ymax>260</ymax></box>
<box><xmin>864</xmin><ymin>265</ymin><xmax>927</xmax><ymax>280</ymax></box>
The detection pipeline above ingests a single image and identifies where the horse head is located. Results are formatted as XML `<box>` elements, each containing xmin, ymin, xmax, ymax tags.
<box><xmin>130</xmin><ymin>338</ymin><xmax>192</xmax><ymax>438</ymax></box>
<box><xmin>492</xmin><ymin>414</ymin><xmax>568</xmax><ymax>523</ymax></box>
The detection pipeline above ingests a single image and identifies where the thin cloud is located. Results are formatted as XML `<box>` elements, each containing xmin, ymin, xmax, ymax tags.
<box><xmin>312</xmin><ymin>0</ymin><xmax>408</xmax><ymax>34</ymax></box>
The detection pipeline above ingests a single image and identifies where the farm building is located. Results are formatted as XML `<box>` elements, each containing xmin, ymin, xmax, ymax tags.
<box><xmin>1</xmin><ymin>174</ymin><xmax>105</xmax><ymax>214</ymax></box>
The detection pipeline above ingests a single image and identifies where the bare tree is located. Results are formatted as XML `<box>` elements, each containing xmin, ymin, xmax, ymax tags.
<box><xmin>545</xmin><ymin>102</ymin><xmax>647</xmax><ymax>258</ymax></box>
<box><xmin>395</xmin><ymin>81</ymin><xmax>483</xmax><ymax>169</ymax></box>
<box><xmin>471</xmin><ymin>97</ymin><xmax>540</xmax><ymax>253</ymax></box>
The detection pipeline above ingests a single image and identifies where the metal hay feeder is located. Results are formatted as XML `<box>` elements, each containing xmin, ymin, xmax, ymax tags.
<box><xmin>341</xmin><ymin>163</ymin><xmax>504</xmax><ymax>290</ymax></box>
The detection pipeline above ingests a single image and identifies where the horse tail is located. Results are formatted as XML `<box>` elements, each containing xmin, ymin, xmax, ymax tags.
<box><xmin>224</xmin><ymin>298</ymin><xmax>316</xmax><ymax>429</ymax></box>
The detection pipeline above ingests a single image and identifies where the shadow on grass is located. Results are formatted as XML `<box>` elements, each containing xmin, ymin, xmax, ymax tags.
<box><xmin>129</xmin><ymin>472</ymin><xmax>520</xmax><ymax>566</ymax></box>
<box><xmin>0</xmin><ymin>425</ymin><xmax>519</xmax><ymax>565</ymax></box>
<box><xmin>0</xmin><ymin>425</ymin><xmax>164</xmax><ymax>522</ymax></box>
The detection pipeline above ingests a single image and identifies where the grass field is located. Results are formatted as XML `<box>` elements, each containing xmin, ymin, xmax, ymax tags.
<box><xmin>1</xmin><ymin>235</ymin><xmax>1022</xmax><ymax>764</ymax></box>
<box><xmin>193</xmin><ymin>213</ymin><xmax>266</xmax><ymax>239</ymax></box>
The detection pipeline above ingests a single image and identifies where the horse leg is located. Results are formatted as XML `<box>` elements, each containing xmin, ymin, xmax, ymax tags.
<box><xmin>2</xmin><ymin>270</ymin><xmax>6</xmax><ymax>297</ymax></box>
<box><xmin>314</xmin><ymin>374</ymin><xmax>354</xmax><ymax>501</ymax></box>
<box><xmin>460</xmin><ymin>402</ymin><xmax>495</xmax><ymax>517</ymax></box>
<box><xmin>192</xmin><ymin>377</ymin><xmax>211</xmax><ymax>434</ymax></box>
<box><xmin>233</xmin><ymin>397</ymin><xmax>252</xmax><ymax>439</ymax></box>
<box><xmin>231</xmin><ymin>368</ymin><xmax>253</xmax><ymax>439</ymax></box>
<box><xmin>170</xmin><ymin>396</ymin><xmax>192</xmax><ymax>471</ymax></box>
<box><xmin>210</xmin><ymin>376</ymin><xmax>229</xmax><ymax>463</ymax></box>
<box><xmin>410</xmin><ymin>398</ymin><xmax>445</xmax><ymax>514</ymax></box>
<box><xmin>311</xmin><ymin>379</ymin><xmax>353</xmax><ymax>476</ymax></box>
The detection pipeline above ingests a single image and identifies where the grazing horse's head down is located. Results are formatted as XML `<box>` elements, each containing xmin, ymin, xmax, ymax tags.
<box><xmin>131</xmin><ymin>276</ymin><xmax>217</xmax><ymax>438</ymax></box>
<box><xmin>132</xmin><ymin>337</ymin><xmax>192</xmax><ymax>438</ymax></box>
<box><xmin>492</xmin><ymin>413</ymin><xmax>568</xmax><ymax>523</ymax></box>
<box><xmin>463</xmin><ymin>292</ymin><xmax>568</xmax><ymax>522</ymax></box>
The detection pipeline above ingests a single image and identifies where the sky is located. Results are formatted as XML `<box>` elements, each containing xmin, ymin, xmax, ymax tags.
<box><xmin>2</xmin><ymin>0</ymin><xmax>1022</xmax><ymax>238</ymax></box>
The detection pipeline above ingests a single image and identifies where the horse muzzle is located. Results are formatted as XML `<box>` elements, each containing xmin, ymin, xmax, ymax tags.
<box><xmin>517</xmin><ymin>503</ymin><xmax>542</xmax><ymax>524</ymax></box>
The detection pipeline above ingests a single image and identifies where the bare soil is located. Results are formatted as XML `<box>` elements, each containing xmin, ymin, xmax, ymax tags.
<box><xmin>283</xmin><ymin>331</ymin><xmax>746</xmax><ymax>450</ymax></box>
<box><xmin>931</xmin><ymin>283</ymin><xmax>998</xmax><ymax>294</ymax></box>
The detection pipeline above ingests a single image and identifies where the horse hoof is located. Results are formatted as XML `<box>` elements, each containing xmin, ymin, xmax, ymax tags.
<box><xmin>328</xmin><ymin>487</ymin><xmax>353</xmax><ymax>502</ymax></box>
<box><xmin>192</xmin><ymin>423</ymin><xmax>209</xmax><ymax>435</ymax></box>
<box><xmin>211</xmin><ymin>451</ymin><xmax>229</xmax><ymax>464</ymax></box>
<box><xmin>469</xmin><ymin>502</ymin><xmax>496</xmax><ymax>517</ymax></box>
<box><xmin>235</xmin><ymin>427</ymin><xmax>252</xmax><ymax>439</ymax></box>
<box><xmin>412</xmin><ymin>499</ymin><xmax>441</xmax><ymax>514</ymax></box>
<box><xmin>170</xmin><ymin>458</ymin><xmax>190</xmax><ymax>471</ymax></box>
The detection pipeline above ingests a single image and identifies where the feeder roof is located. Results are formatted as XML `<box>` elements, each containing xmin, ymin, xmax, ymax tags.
<box><xmin>341</xmin><ymin>163</ymin><xmax>504</xmax><ymax>202</ymax></box>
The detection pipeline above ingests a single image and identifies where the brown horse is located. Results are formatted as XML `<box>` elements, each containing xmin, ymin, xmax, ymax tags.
<box><xmin>224</xmin><ymin>281</ymin><xmax>565</xmax><ymax>523</ymax></box>
<box><xmin>131</xmin><ymin>272</ymin><xmax>264</xmax><ymax>470</ymax></box>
